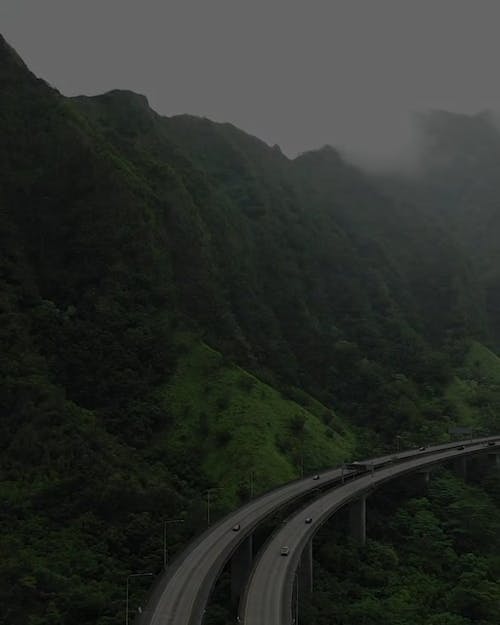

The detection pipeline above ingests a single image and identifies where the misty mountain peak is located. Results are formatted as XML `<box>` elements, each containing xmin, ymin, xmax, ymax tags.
<box><xmin>100</xmin><ymin>89</ymin><xmax>150</xmax><ymax>110</ymax></box>
<box><xmin>74</xmin><ymin>89</ymin><xmax>152</xmax><ymax>112</ymax></box>
<box><xmin>294</xmin><ymin>144</ymin><xmax>343</xmax><ymax>168</ymax></box>
<box><xmin>0</xmin><ymin>33</ymin><xmax>28</xmax><ymax>71</ymax></box>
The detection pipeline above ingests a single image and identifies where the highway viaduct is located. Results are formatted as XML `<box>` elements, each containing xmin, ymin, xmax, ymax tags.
<box><xmin>137</xmin><ymin>437</ymin><xmax>500</xmax><ymax>625</ymax></box>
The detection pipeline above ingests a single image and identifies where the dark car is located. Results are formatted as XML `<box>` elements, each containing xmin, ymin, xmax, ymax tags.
<box><xmin>456</xmin><ymin>445</ymin><xmax>465</xmax><ymax>450</ymax></box>
<box><xmin>312</xmin><ymin>474</ymin><xmax>320</xmax><ymax>480</ymax></box>
<box><xmin>305</xmin><ymin>517</ymin><xmax>313</xmax><ymax>524</ymax></box>
<box><xmin>487</xmin><ymin>441</ymin><xmax>496</xmax><ymax>446</ymax></box>
<box><xmin>346</xmin><ymin>462</ymin><xmax>370</xmax><ymax>473</ymax></box>
<box><xmin>232</xmin><ymin>523</ymin><xmax>241</xmax><ymax>532</ymax></box>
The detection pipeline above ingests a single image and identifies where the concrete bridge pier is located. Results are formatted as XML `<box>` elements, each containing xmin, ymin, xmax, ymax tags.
<box><xmin>488</xmin><ymin>453</ymin><xmax>500</xmax><ymax>468</ymax></box>
<box><xmin>230</xmin><ymin>534</ymin><xmax>253</xmax><ymax>605</ymax></box>
<box><xmin>299</xmin><ymin>539</ymin><xmax>313</xmax><ymax>595</ymax></box>
<box><xmin>417</xmin><ymin>469</ymin><xmax>431</xmax><ymax>487</ymax></box>
<box><xmin>453</xmin><ymin>456</ymin><xmax>467</xmax><ymax>480</ymax></box>
<box><xmin>291</xmin><ymin>575</ymin><xmax>299</xmax><ymax>624</ymax></box>
<box><xmin>349</xmin><ymin>495</ymin><xmax>366</xmax><ymax>545</ymax></box>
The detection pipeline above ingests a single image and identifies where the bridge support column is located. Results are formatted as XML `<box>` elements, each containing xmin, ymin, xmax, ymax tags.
<box><xmin>417</xmin><ymin>469</ymin><xmax>431</xmax><ymax>487</ymax></box>
<box><xmin>453</xmin><ymin>456</ymin><xmax>467</xmax><ymax>480</ymax></box>
<box><xmin>349</xmin><ymin>495</ymin><xmax>366</xmax><ymax>545</ymax></box>
<box><xmin>488</xmin><ymin>453</ymin><xmax>500</xmax><ymax>468</ymax></box>
<box><xmin>292</xmin><ymin>575</ymin><xmax>299</xmax><ymax>624</ymax></box>
<box><xmin>230</xmin><ymin>534</ymin><xmax>253</xmax><ymax>605</ymax></box>
<box><xmin>299</xmin><ymin>539</ymin><xmax>313</xmax><ymax>595</ymax></box>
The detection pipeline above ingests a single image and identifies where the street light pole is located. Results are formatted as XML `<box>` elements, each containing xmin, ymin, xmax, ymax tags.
<box><xmin>396</xmin><ymin>435</ymin><xmax>402</xmax><ymax>453</ymax></box>
<box><xmin>205</xmin><ymin>488</ymin><xmax>222</xmax><ymax>526</ymax></box>
<box><xmin>163</xmin><ymin>518</ymin><xmax>185</xmax><ymax>570</ymax></box>
<box><xmin>296</xmin><ymin>571</ymin><xmax>300</xmax><ymax>625</ymax></box>
<box><xmin>126</xmin><ymin>573</ymin><xmax>153</xmax><ymax>625</ymax></box>
<box><xmin>207</xmin><ymin>489</ymin><xmax>213</xmax><ymax>526</ymax></box>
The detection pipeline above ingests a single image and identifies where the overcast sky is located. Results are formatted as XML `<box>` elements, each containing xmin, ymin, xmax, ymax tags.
<box><xmin>2</xmin><ymin>0</ymin><xmax>500</xmax><ymax>166</ymax></box>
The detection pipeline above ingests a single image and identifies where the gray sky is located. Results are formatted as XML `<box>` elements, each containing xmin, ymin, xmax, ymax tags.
<box><xmin>3</xmin><ymin>0</ymin><xmax>500</xmax><ymax>166</ymax></box>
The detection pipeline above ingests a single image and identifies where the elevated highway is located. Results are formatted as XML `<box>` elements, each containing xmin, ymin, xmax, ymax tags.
<box><xmin>138</xmin><ymin>437</ymin><xmax>499</xmax><ymax>625</ymax></box>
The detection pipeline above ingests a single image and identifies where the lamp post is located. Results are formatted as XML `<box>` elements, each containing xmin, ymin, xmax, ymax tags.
<box><xmin>163</xmin><ymin>518</ymin><xmax>184</xmax><ymax>570</ymax></box>
<box><xmin>205</xmin><ymin>488</ymin><xmax>222</xmax><ymax>526</ymax></box>
<box><xmin>396</xmin><ymin>435</ymin><xmax>402</xmax><ymax>453</ymax></box>
<box><xmin>295</xmin><ymin>571</ymin><xmax>300</xmax><ymax>625</ymax></box>
<box><xmin>126</xmin><ymin>573</ymin><xmax>153</xmax><ymax>625</ymax></box>
<box><xmin>341</xmin><ymin>463</ymin><xmax>346</xmax><ymax>484</ymax></box>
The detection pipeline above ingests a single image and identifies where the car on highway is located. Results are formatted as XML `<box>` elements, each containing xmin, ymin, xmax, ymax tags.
<box><xmin>232</xmin><ymin>524</ymin><xmax>241</xmax><ymax>531</ymax></box>
<box><xmin>305</xmin><ymin>517</ymin><xmax>312</xmax><ymax>524</ymax></box>
<box><xmin>418</xmin><ymin>446</ymin><xmax>427</xmax><ymax>451</ymax></box>
<box><xmin>280</xmin><ymin>546</ymin><xmax>290</xmax><ymax>556</ymax></box>
<box><xmin>487</xmin><ymin>441</ymin><xmax>496</xmax><ymax>446</ymax></box>
<box><xmin>456</xmin><ymin>445</ymin><xmax>465</xmax><ymax>450</ymax></box>
<box><xmin>345</xmin><ymin>461</ymin><xmax>370</xmax><ymax>473</ymax></box>
<box><xmin>312</xmin><ymin>474</ymin><xmax>320</xmax><ymax>480</ymax></box>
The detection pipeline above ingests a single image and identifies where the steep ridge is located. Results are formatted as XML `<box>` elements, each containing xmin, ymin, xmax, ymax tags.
<box><xmin>72</xmin><ymin>90</ymin><xmax>481</xmax><ymax>434</ymax></box>
<box><xmin>0</xmin><ymin>36</ymin><xmax>353</xmax><ymax>625</ymax></box>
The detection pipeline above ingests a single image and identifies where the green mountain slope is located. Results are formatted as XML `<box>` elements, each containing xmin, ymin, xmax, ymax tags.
<box><xmin>1</xmin><ymin>33</ymin><xmax>500</xmax><ymax>625</ymax></box>
<box><xmin>160</xmin><ymin>337</ymin><xmax>354</xmax><ymax>505</ymax></box>
<box><xmin>0</xmin><ymin>35</ymin><xmax>357</xmax><ymax>625</ymax></box>
<box><xmin>72</xmin><ymin>88</ymin><xmax>482</xmax><ymax>434</ymax></box>
<box><xmin>376</xmin><ymin>109</ymin><xmax>500</xmax><ymax>346</ymax></box>
<box><xmin>446</xmin><ymin>341</ymin><xmax>500</xmax><ymax>433</ymax></box>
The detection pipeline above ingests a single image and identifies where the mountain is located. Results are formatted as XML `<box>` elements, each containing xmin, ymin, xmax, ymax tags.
<box><xmin>376</xmin><ymin>109</ymin><xmax>500</xmax><ymax>346</ymax></box>
<box><xmin>71</xmin><ymin>90</ymin><xmax>481</xmax><ymax>422</ymax></box>
<box><xmin>1</xmin><ymin>34</ymin><xmax>500</xmax><ymax>625</ymax></box>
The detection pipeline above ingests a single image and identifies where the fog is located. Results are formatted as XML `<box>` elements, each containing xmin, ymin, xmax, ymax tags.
<box><xmin>3</xmin><ymin>0</ymin><xmax>500</xmax><ymax>171</ymax></box>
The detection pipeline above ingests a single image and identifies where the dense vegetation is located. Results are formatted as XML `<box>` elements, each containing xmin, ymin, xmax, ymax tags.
<box><xmin>376</xmin><ymin>109</ymin><xmax>500</xmax><ymax>347</ymax></box>
<box><xmin>303</xmin><ymin>466</ymin><xmax>500</xmax><ymax>625</ymax></box>
<box><xmin>1</xmin><ymin>33</ymin><xmax>500</xmax><ymax>624</ymax></box>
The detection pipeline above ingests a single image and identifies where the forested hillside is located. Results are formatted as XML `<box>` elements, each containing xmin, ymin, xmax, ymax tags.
<box><xmin>72</xmin><ymin>89</ymin><xmax>483</xmax><ymax>436</ymax></box>
<box><xmin>302</xmin><ymin>466</ymin><xmax>500</xmax><ymax>625</ymax></box>
<box><xmin>1</xmin><ymin>34</ymin><xmax>500</xmax><ymax>625</ymax></box>
<box><xmin>376</xmin><ymin>109</ymin><xmax>500</xmax><ymax>347</ymax></box>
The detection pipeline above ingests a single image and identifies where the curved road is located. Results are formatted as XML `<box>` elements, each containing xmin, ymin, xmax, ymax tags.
<box><xmin>138</xmin><ymin>437</ymin><xmax>497</xmax><ymax>625</ymax></box>
<box><xmin>139</xmin><ymin>462</ymin><xmax>362</xmax><ymax>625</ymax></box>
<box><xmin>241</xmin><ymin>438</ymin><xmax>500</xmax><ymax>625</ymax></box>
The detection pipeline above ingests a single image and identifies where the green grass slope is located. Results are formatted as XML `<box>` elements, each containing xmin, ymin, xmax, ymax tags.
<box><xmin>446</xmin><ymin>341</ymin><xmax>500</xmax><ymax>433</ymax></box>
<box><xmin>156</xmin><ymin>336</ymin><xmax>355</xmax><ymax>508</ymax></box>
